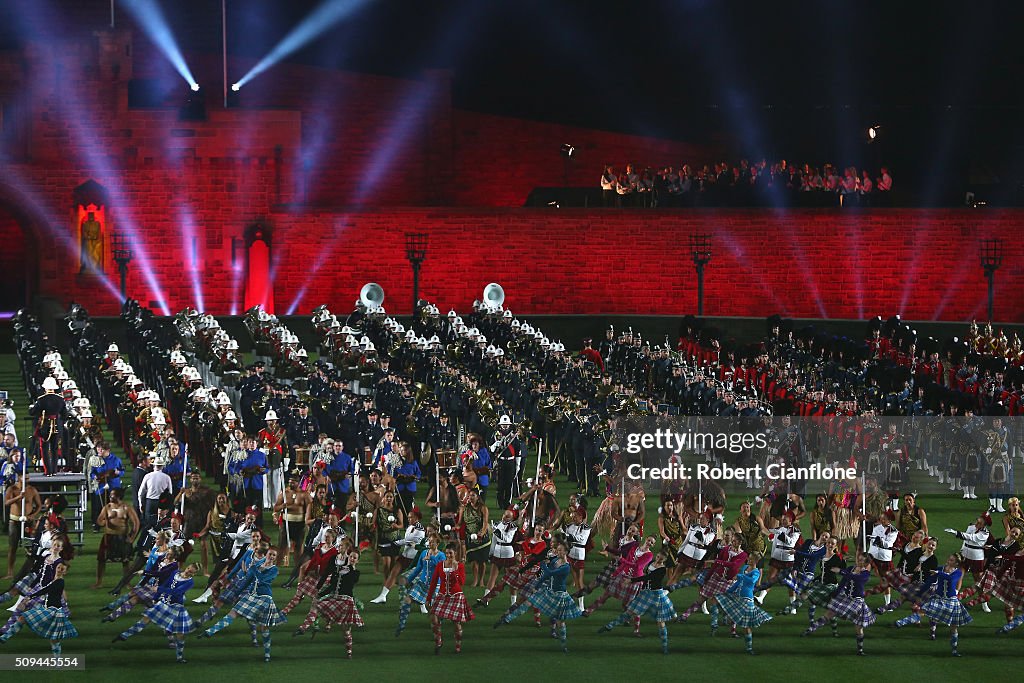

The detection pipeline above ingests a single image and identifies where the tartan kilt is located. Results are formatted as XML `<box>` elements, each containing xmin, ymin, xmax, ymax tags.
<box><xmin>781</xmin><ymin>571</ymin><xmax>815</xmax><ymax>594</ymax></box>
<box><xmin>13</xmin><ymin>572</ymin><xmax>38</xmax><ymax>595</ymax></box>
<box><xmin>592</xmin><ymin>560</ymin><xmax>617</xmax><ymax>588</ymax></box>
<box><xmin>700</xmin><ymin>571</ymin><xmax>736</xmax><ymax>598</ymax></box>
<box><xmin>430</xmin><ymin>593</ymin><xmax>474</xmax><ymax>623</ymax></box>
<box><xmin>894</xmin><ymin>580</ymin><xmax>934</xmax><ymax>604</ymax></box>
<box><xmin>971</xmin><ymin>569</ymin><xmax>998</xmax><ymax>597</ymax></box>
<box><xmin>716</xmin><ymin>595</ymin><xmax>772</xmax><ymax>629</ymax></box>
<box><xmin>233</xmin><ymin>594</ymin><xmax>288</xmax><ymax>627</ymax></box>
<box><xmin>293</xmin><ymin>574</ymin><xmax>320</xmax><ymax>599</ymax></box>
<box><xmin>528</xmin><ymin>589</ymin><xmax>583</xmax><ymax>621</ymax></box>
<box><xmin>142</xmin><ymin>600</ymin><xmax>195</xmax><ymax>634</ymax></box>
<box><xmin>506</xmin><ymin>564</ymin><xmax>542</xmax><ymax>592</ymax></box>
<box><xmin>626</xmin><ymin>589</ymin><xmax>677</xmax><ymax>622</ymax></box>
<box><xmin>218</xmin><ymin>580</ymin><xmax>244</xmax><ymax>605</ymax></box>
<box><xmin>883</xmin><ymin>569</ymin><xmax>913</xmax><ymax>590</ymax></box>
<box><xmin>607</xmin><ymin>574</ymin><xmax>641</xmax><ymax>602</ymax></box>
<box><xmin>804</xmin><ymin>582</ymin><xmax>836</xmax><ymax>606</ymax></box>
<box><xmin>826</xmin><ymin>593</ymin><xmax>876</xmax><ymax>627</ymax></box>
<box><xmin>693</xmin><ymin>568</ymin><xmax>710</xmax><ymax>587</ymax></box>
<box><xmin>993</xmin><ymin>576</ymin><xmax>1024</xmax><ymax>610</ymax></box>
<box><xmin>921</xmin><ymin>597</ymin><xmax>973</xmax><ymax>627</ymax></box>
<box><xmin>406</xmin><ymin>579</ymin><xmax>429</xmax><ymax>605</ymax></box>
<box><xmin>22</xmin><ymin>605</ymin><xmax>78</xmax><ymax>640</ymax></box>
<box><xmin>317</xmin><ymin>596</ymin><xmax>364</xmax><ymax>627</ymax></box>
<box><xmin>130</xmin><ymin>582</ymin><xmax>158</xmax><ymax>607</ymax></box>
<box><xmin>490</xmin><ymin>556</ymin><xmax>517</xmax><ymax>570</ymax></box>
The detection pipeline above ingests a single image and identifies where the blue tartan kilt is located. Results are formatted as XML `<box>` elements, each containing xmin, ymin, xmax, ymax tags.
<box><xmin>626</xmin><ymin>589</ymin><xmax>677</xmax><ymax>622</ymax></box>
<box><xmin>781</xmin><ymin>571</ymin><xmax>816</xmax><ymax>594</ymax></box>
<box><xmin>921</xmin><ymin>597</ymin><xmax>973</xmax><ymax>627</ymax></box>
<box><xmin>716</xmin><ymin>595</ymin><xmax>772</xmax><ymax>629</ymax></box>
<box><xmin>142</xmin><ymin>600</ymin><xmax>196</xmax><ymax>634</ymax></box>
<box><xmin>528</xmin><ymin>589</ymin><xmax>583</xmax><ymax>621</ymax></box>
<box><xmin>826</xmin><ymin>593</ymin><xmax>876</xmax><ymax>627</ymax></box>
<box><xmin>804</xmin><ymin>583</ymin><xmax>837</xmax><ymax>606</ymax></box>
<box><xmin>693</xmin><ymin>568</ymin><xmax>710</xmax><ymax>587</ymax></box>
<box><xmin>23</xmin><ymin>606</ymin><xmax>78</xmax><ymax>640</ymax></box>
<box><xmin>406</xmin><ymin>579</ymin><xmax>429</xmax><ymax>605</ymax></box>
<box><xmin>233</xmin><ymin>594</ymin><xmax>287</xmax><ymax>628</ymax></box>
<box><xmin>700</xmin><ymin>571</ymin><xmax>735</xmax><ymax>598</ymax></box>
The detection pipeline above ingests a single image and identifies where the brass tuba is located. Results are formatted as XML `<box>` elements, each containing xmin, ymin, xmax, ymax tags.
<box><xmin>405</xmin><ymin>382</ymin><xmax>431</xmax><ymax>438</ymax></box>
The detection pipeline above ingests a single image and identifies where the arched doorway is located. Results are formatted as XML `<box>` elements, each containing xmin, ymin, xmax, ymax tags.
<box><xmin>0</xmin><ymin>201</ymin><xmax>36</xmax><ymax>313</ymax></box>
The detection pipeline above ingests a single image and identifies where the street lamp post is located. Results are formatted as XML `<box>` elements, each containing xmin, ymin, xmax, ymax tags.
<box><xmin>980</xmin><ymin>237</ymin><xmax>1003</xmax><ymax>322</ymax></box>
<box><xmin>405</xmin><ymin>233</ymin><xmax>428</xmax><ymax>315</ymax></box>
<box><xmin>690</xmin><ymin>233</ymin><xmax>712</xmax><ymax>316</ymax></box>
<box><xmin>112</xmin><ymin>233</ymin><xmax>133</xmax><ymax>305</ymax></box>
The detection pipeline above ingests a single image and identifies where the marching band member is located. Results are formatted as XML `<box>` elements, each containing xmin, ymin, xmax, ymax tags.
<box><xmin>564</xmin><ymin>506</ymin><xmax>594</xmax><ymax>610</ymax></box>
<box><xmin>945</xmin><ymin>513</ymin><xmax>993</xmax><ymax>583</ymax></box>
<box><xmin>759</xmin><ymin>510</ymin><xmax>801</xmax><ymax>603</ymax></box>
<box><xmin>484</xmin><ymin>507</ymin><xmax>520</xmax><ymax>595</ymax></box>
<box><xmin>257</xmin><ymin>411</ymin><xmax>287</xmax><ymax>510</ymax></box>
<box><xmin>866</xmin><ymin>510</ymin><xmax>900</xmax><ymax>605</ymax></box>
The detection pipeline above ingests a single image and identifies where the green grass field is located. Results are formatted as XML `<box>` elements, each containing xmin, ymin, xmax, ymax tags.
<box><xmin>2</xmin><ymin>355</ymin><xmax>1023</xmax><ymax>682</ymax></box>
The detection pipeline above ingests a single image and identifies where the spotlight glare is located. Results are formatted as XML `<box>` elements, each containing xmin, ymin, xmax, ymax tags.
<box><xmin>231</xmin><ymin>83</ymin><xmax>240</xmax><ymax>92</ymax></box>
<box><xmin>190</xmin><ymin>83</ymin><xmax>200</xmax><ymax>92</ymax></box>
<box><xmin>120</xmin><ymin>0</ymin><xmax>198</xmax><ymax>91</ymax></box>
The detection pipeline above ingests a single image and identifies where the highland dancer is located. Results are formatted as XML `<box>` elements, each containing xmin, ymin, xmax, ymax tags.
<box><xmin>776</xmin><ymin>533</ymin><xmax>829</xmax><ymax>616</ymax></box>
<box><xmin>101</xmin><ymin>542</ymin><xmax>180</xmax><ymax>623</ymax></box>
<box><xmin>598</xmin><ymin>549</ymin><xmax>677</xmax><ymax>654</ymax></box>
<box><xmin>200</xmin><ymin>544</ymin><xmax>287</xmax><ymax>662</ymax></box>
<box><xmin>676</xmin><ymin>530</ymin><xmax>746</xmax><ymax>622</ymax></box>
<box><xmin>113</xmin><ymin>563</ymin><xmax>201</xmax><ymax>664</ymax></box>
<box><xmin>196</xmin><ymin>529</ymin><xmax>267</xmax><ymax>647</ymax></box>
<box><xmin>712</xmin><ymin>555</ymin><xmax>772</xmax><ymax>654</ymax></box>
<box><xmin>395</xmin><ymin>533</ymin><xmax>445</xmax><ymax>636</ymax></box>
<box><xmin>0</xmin><ymin>563</ymin><xmax>76</xmax><ymax>656</ymax></box>
<box><xmin>495</xmin><ymin>540</ymin><xmax>582</xmax><ymax>653</ymax></box>
<box><xmin>803</xmin><ymin>552</ymin><xmax>875</xmax><ymax>655</ymax></box>
<box><xmin>281</xmin><ymin>528</ymin><xmax>338</xmax><ymax>615</ymax></box>
<box><xmin>582</xmin><ymin>535</ymin><xmax>655</xmax><ymax>637</ymax></box>
<box><xmin>919</xmin><ymin>554</ymin><xmax>972</xmax><ymax>655</ymax></box>
<box><xmin>295</xmin><ymin>549</ymin><xmax>362</xmax><ymax>658</ymax></box>
<box><xmin>478</xmin><ymin>522</ymin><xmax>548</xmax><ymax>611</ymax></box>
<box><xmin>427</xmin><ymin>542</ymin><xmax>474</xmax><ymax>654</ymax></box>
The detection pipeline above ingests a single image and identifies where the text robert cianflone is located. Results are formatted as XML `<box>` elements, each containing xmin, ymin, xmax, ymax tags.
<box><xmin>625</xmin><ymin>462</ymin><xmax>859</xmax><ymax>482</ymax></box>
<box><xmin>625</xmin><ymin>428</ymin><xmax>770</xmax><ymax>455</ymax></box>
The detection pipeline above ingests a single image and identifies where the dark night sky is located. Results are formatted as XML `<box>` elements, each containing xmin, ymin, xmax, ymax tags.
<box><xmin>3</xmin><ymin>0</ymin><xmax>1023</xmax><ymax>200</ymax></box>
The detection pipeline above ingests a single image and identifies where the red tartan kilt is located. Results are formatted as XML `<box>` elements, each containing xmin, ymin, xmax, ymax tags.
<box><xmin>569</xmin><ymin>558</ymin><xmax>585</xmax><ymax>571</ymax></box>
<box><xmin>294</xmin><ymin>573</ymin><xmax>320</xmax><ymax>598</ymax></box>
<box><xmin>769</xmin><ymin>558</ymin><xmax>793</xmax><ymax>571</ymax></box>
<box><xmin>506</xmin><ymin>565</ymin><xmax>541</xmax><ymax>591</ymax></box>
<box><xmin>430</xmin><ymin>593</ymin><xmax>474</xmax><ymax>622</ymax></box>
<box><xmin>607</xmin><ymin>574</ymin><xmax>642</xmax><ymax>602</ymax></box>
<box><xmin>993</xmin><ymin>576</ymin><xmax>1024</xmax><ymax>610</ymax></box>
<box><xmin>318</xmin><ymin>596</ymin><xmax>363</xmax><ymax>627</ymax></box>
<box><xmin>973</xmin><ymin>569</ymin><xmax>998</xmax><ymax>596</ymax></box>
<box><xmin>700</xmin><ymin>571</ymin><xmax>735</xmax><ymax>598</ymax></box>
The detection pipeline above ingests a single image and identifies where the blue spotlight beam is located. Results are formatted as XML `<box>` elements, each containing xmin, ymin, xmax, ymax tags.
<box><xmin>234</xmin><ymin>0</ymin><xmax>374</xmax><ymax>89</ymax></box>
<box><xmin>118</xmin><ymin>0</ymin><xmax>198</xmax><ymax>89</ymax></box>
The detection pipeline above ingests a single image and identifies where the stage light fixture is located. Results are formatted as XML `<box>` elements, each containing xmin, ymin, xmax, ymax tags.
<box><xmin>190</xmin><ymin>83</ymin><xmax>200</xmax><ymax>92</ymax></box>
<box><xmin>560</xmin><ymin>143</ymin><xmax>575</xmax><ymax>158</ymax></box>
<box><xmin>867</xmin><ymin>125</ymin><xmax>881</xmax><ymax>140</ymax></box>
<box><xmin>231</xmin><ymin>83</ymin><xmax>240</xmax><ymax>92</ymax></box>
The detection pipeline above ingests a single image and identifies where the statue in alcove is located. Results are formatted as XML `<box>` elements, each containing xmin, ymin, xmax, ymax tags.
<box><xmin>80</xmin><ymin>211</ymin><xmax>103</xmax><ymax>273</ymax></box>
